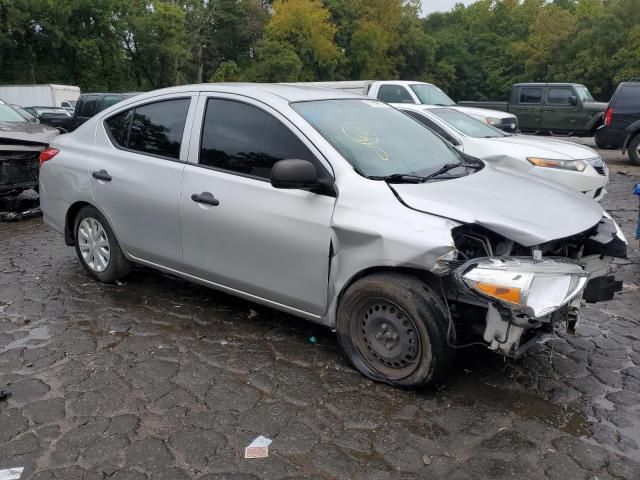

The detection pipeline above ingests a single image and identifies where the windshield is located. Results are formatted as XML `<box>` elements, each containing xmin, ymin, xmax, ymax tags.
<box><xmin>575</xmin><ymin>85</ymin><xmax>594</xmax><ymax>102</ymax></box>
<box><xmin>0</xmin><ymin>101</ymin><xmax>28</xmax><ymax>123</ymax></box>
<box><xmin>410</xmin><ymin>84</ymin><xmax>456</xmax><ymax>106</ymax></box>
<box><xmin>292</xmin><ymin>99</ymin><xmax>465</xmax><ymax>177</ymax></box>
<box><xmin>428</xmin><ymin>108</ymin><xmax>506</xmax><ymax>138</ymax></box>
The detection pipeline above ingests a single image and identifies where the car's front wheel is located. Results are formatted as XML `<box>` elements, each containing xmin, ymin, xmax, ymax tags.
<box><xmin>73</xmin><ymin>205</ymin><xmax>131</xmax><ymax>282</ymax></box>
<box><xmin>336</xmin><ymin>273</ymin><xmax>453</xmax><ymax>388</ymax></box>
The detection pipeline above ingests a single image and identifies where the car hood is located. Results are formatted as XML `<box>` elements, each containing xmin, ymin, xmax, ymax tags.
<box><xmin>391</xmin><ymin>165</ymin><xmax>603</xmax><ymax>246</ymax></box>
<box><xmin>487</xmin><ymin>135</ymin><xmax>599</xmax><ymax>160</ymax></box>
<box><xmin>453</xmin><ymin>105</ymin><xmax>516</xmax><ymax>121</ymax></box>
<box><xmin>0</xmin><ymin>121</ymin><xmax>59</xmax><ymax>145</ymax></box>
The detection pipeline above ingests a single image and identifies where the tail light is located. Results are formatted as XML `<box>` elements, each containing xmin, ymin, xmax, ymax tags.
<box><xmin>604</xmin><ymin>107</ymin><xmax>614</xmax><ymax>127</ymax></box>
<box><xmin>39</xmin><ymin>147</ymin><xmax>59</xmax><ymax>167</ymax></box>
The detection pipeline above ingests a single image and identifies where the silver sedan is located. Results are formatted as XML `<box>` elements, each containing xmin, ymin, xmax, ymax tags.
<box><xmin>39</xmin><ymin>84</ymin><xmax>626</xmax><ymax>387</ymax></box>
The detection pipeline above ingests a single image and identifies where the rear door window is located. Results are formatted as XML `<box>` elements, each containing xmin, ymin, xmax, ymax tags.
<box><xmin>616</xmin><ymin>85</ymin><xmax>640</xmax><ymax>109</ymax></box>
<box><xmin>377</xmin><ymin>85</ymin><xmax>414</xmax><ymax>104</ymax></box>
<box><xmin>80</xmin><ymin>95</ymin><xmax>99</xmax><ymax>117</ymax></box>
<box><xmin>105</xmin><ymin>98</ymin><xmax>190</xmax><ymax>160</ymax></box>
<box><xmin>98</xmin><ymin>95</ymin><xmax>123</xmax><ymax>112</ymax></box>
<box><xmin>199</xmin><ymin>98</ymin><xmax>320</xmax><ymax>179</ymax></box>
<box><xmin>519</xmin><ymin>87</ymin><xmax>543</xmax><ymax>104</ymax></box>
<box><xmin>547</xmin><ymin>88</ymin><xmax>574</xmax><ymax>105</ymax></box>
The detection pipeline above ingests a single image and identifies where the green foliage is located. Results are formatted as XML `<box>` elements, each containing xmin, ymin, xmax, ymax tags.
<box><xmin>0</xmin><ymin>0</ymin><xmax>638</xmax><ymax>100</ymax></box>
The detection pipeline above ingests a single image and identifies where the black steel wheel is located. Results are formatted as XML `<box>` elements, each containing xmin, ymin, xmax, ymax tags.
<box><xmin>337</xmin><ymin>273</ymin><xmax>452</xmax><ymax>388</ymax></box>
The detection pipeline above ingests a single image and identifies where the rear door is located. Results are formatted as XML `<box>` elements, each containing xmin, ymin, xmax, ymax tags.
<box><xmin>613</xmin><ymin>84</ymin><xmax>640</xmax><ymax>135</ymax></box>
<box><xmin>90</xmin><ymin>94</ymin><xmax>197</xmax><ymax>269</ymax></box>
<box><xmin>180</xmin><ymin>94</ymin><xmax>336</xmax><ymax>315</ymax></box>
<box><xmin>512</xmin><ymin>86</ymin><xmax>543</xmax><ymax>131</ymax></box>
<box><xmin>541</xmin><ymin>86</ymin><xmax>579</xmax><ymax>132</ymax></box>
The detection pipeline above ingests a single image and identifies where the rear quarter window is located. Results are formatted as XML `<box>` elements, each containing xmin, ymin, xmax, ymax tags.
<box><xmin>616</xmin><ymin>85</ymin><xmax>640</xmax><ymax>110</ymax></box>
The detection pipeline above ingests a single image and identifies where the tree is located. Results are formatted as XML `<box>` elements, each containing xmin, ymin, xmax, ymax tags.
<box><xmin>246</xmin><ymin>38</ymin><xmax>303</xmax><ymax>82</ymax></box>
<box><xmin>265</xmin><ymin>0</ymin><xmax>340</xmax><ymax>80</ymax></box>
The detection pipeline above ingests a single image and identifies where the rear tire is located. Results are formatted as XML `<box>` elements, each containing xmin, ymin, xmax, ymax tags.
<box><xmin>336</xmin><ymin>273</ymin><xmax>453</xmax><ymax>388</ymax></box>
<box><xmin>628</xmin><ymin>134</ymin><xmax>640</xmax><ymax>165</ymax></box>
<box><xmin>73</xmin><ymin>205</ymin><xmax>131</xmax><ymax>283</ymax></box>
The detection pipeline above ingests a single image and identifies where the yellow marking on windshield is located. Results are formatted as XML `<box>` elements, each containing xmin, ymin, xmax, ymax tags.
<box><xmin>342</xmin><ymin>122</ymin><xmax>389</xmax><ymax>161</ymax></box>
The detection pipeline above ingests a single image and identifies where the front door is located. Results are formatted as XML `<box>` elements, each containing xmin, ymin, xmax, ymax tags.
<box><xmin>90</xmin><ymin>95</ymin><xmax>195</xmax><ymax>269</ymax></box>
<box><xmin>542</xmin><ymin>87</ymin><xmax>579</xmax><ymax>132</ymax></box>
<box><xmin>180</xmin><ymin>96</ymin><xmax>336</xmax><ymax>315</ymax></box>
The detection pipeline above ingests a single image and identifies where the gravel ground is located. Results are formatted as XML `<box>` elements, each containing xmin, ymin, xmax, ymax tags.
<box><xmin>0</xmin><ymin>142</ymin><xmax>639</xmax><ymax>479</ymax></box>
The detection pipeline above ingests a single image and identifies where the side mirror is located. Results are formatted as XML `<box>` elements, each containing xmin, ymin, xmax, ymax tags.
<box><xmin>569</xmin><ymin>95</ymin><xmax>577</xmax><ymax>106</ymax></box>
<box><xmin>271</xmin><ymin>159</ymin><xmax>320</xmax><ymax>189</ymax></box>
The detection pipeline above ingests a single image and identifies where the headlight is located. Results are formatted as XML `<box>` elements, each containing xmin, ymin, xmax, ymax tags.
<box><xmin>486</xmin><ymin>117</ymin><xmax>501</xmax><ymax>125</ymax></box>
<box><xmin>527</xmin><ymin>157</ymin><xmax>587</xmax><ymax>171</ymax></box>
<box><xmin>457</xmin><ymin>258</ymin><xmax>589</xmax><ymax>318</ymax></box>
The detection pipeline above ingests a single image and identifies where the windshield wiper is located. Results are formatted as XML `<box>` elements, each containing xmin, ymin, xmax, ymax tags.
<box><xmin>365</xmin><ymin>173</ymin><xmax>428</xmax><ymax>183</ymax></box>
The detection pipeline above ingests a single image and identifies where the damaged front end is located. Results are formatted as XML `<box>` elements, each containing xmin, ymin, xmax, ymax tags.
<box><xmin>441</xmin><ymin>216</ymin><xmax>626</xmax><ymax>356</ymax></box>
<box><xmin>0</xmin><ymin>142</ymin><xmax>44</xmax><ymax>195</ymax></box>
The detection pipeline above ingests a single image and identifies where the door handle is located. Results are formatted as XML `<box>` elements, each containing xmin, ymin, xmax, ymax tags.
<box><xmin>191</xmin><ymin>191</ymin><xmax>220</xmax><ymax>206</ymax></box>
<box><xmin>92</xmin><ymin>169</ymin><xmax>112</xmax><ymax>182</ymax></box>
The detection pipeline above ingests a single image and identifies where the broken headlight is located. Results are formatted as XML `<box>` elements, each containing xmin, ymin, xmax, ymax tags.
<box><xmin>457</xmin><ymin>258</ymin><xmax>589</xmax><ymax>318</ymax></box>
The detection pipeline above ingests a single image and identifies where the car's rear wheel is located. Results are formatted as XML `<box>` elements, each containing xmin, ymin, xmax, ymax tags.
<box><xmin>73</xmin><ymin>205</ymin><xmax>131</xmax><ymax>282</ymax></box>
<box><xmin>336</xmin><ymin>273</ymin><xmax>452</xmax><ymax>388</ymax></box>
<box><xmin>628</xmin><ymin>134</ymin><xmax>640</xmax><ymax>165</ymax></box>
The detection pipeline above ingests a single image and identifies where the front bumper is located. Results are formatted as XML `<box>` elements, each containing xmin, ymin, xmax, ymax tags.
<box><xmin>495</xmin><ymin>119</ymin><xmax>519</xmax><ymax>133</ymax></box>
<box><xmin>450</xmin><ymin>215</ymin><xmax>626</xmax><ymax>356</ymax></box>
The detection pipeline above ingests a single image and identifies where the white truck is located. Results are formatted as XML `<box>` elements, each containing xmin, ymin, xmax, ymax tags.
<box><xmin>0</xmin><ymin>84</ymin><xmax>80</xmax><ymax>111</ymax></box>
<box><xmin>291</xmin><ymin>80</ymin><xmax>519</xmax><ymax>133</ymax></box>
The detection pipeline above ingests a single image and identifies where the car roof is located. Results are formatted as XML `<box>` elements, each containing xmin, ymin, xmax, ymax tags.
<box><xmin>114</xmin><ymin>83</ymin><xmax>366</xmax><ymax>104</ymax></box>
<box><xmin>390</xmin><ymin>103</ymin><xmax>447</xmax><ymax>111</ymax></box>
<box><xmin>375</xmin><ymin>80</ymin><xmax>434</xmax><ymax>87</ymax></box>
<box><xmin>513</xmin><ymin>82</ymin><xmax>585</xmax><ymax>87</ymax></box>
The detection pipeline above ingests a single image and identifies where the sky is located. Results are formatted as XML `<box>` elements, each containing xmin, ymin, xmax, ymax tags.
<box><xmin>421</xmin><ymin>0</ymin><xmax>477</xmax><ymax>14</ymax></box>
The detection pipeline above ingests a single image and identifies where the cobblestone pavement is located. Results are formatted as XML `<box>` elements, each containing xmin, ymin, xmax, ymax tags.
<box><xmin>0</xmin><ymin>148</ymin><xmax>639</xmax><ymax>480</ymax></box>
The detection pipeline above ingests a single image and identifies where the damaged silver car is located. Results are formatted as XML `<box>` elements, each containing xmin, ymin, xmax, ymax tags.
<box><xmin>0</xmin><ymin>99</ymin><xmax>59</xmax><ymax>195</ymax></box>
<box><xmin>39</xmin><ymin>84</ymin><xmax>626</xmax><ymax>387</ymax></box>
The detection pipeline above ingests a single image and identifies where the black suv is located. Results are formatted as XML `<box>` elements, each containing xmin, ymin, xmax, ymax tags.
<box><xmin>73</xmin><ymin>92</ymin><xmax>140</xmax><ymax>130</ymax></box>
<box><xmin>595</xmin><ymin>81</ymin><xmax>640</xmax><ymax>164</ymax></box>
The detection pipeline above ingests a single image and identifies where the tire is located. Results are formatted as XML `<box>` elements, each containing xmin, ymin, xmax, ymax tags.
<box><xmin>73</xmin><ymin>205</ymin><xmax>131</xmax><ymax>282</ymax></box>
<box><xmin>336</xmin><ymin>273</ymin><xmax>453</xmax><ymax>388</ymax></box>
<box><xmin>628</xmin><ymin>134</ymin><xmax>640</xmax><ymax>165</ymax></box>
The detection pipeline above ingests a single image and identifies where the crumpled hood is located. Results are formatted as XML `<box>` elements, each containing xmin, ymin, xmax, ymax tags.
<box><xmin>488</xmin><ymin>135</ymin><xmax>599</xmax><ymax>160</ymax></box>
<box><xmin>0</xmin><ymin>121</ymin><xmax>59</xmax><ymax>145</ymax></box>
<box><xmin>391</xmin><ymin>165</ymin><xmax>603</xmax><ymax>246</ymax></box>
<box><xmin>453</xmin><ymin>105</ymin><xmax>517</xmax><ymax>121</ymax></box>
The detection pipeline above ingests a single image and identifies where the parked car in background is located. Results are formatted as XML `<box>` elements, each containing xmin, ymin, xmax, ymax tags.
<box><xmin>11</xmin><ymin>104</ymin><xmax>38</xmax><ymax>123</ymax></box>
<box><xmin>594</xmin><ymin>81</ymin><xmax>640</xmax><ymax>164</ymax></box>
<box><xmin>0</xmin><ymin>98</ymin><xmax>58</xmax><ymax>195</ymax></box>
<box><xmin>73</xmin><ymin>92</ymin><xmax>140</xmax><ymax>130</ymax></box>
<box><xmin>40</xmin><ymin>84</ymin><xmax>625</xmax><ymax>387</ymax></box>
<box><xmin>459</xmin><ymin>83</ymin><xmax>607</xmax><ymax>136</ymax></box>
<box><xmin>0</xmin><ymin>84</ymin><xmax>80</xmax><ymax>109</ymax></box>
<box><xmin>60</xmin><ymin>99</ymin><xmax>76</xmax><ymax>112</ymax></box>
<box><xmin>395</xmin><ymin>104</ymin><xmax>609</xmax><ymax>200</ymax></box>
<box><xmin>289</xmin><ymin>80</ymin><xmax>519</xmax><ymax>133</ymax></box>
<box><xmin>24</xmin><ymin>106</ymin><xmax>75</xmax><ymax>133</ymax></box>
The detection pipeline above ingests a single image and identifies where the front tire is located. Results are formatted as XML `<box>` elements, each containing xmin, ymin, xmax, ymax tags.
<box><xmin>628</xmin><ymin>134</ymin><xmax>640</xmax><ymax>165</ymax></box>
<box><xmin>336</xmin><ymin>273</ymin><xmax>453</xmax><ymax>388</ymax></box>
<box><xmin>73</xmin><ymin>205</ymin><xmax>131</xmax><ymax>282</ymax></box>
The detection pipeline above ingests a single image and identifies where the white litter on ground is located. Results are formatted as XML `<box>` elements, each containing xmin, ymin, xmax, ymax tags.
<box><xmin>0</xmin><ymin>467</ymin><xmax>24</xmax><ymax>480</ymax></box>
<box><xmin>244</xmin><ymin>435</ymin><xmax>272</xmax><ymax>459</ymax></box>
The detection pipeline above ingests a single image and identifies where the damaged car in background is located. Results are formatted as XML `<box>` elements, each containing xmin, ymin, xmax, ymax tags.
<box><xmin>1</xmin><ymin>99</ymin><xmax>58</xmax><ymax>195</ymax></box>
<box><xmin>39</xmin><ymin>84</ymin><xmax>626</xmax><ymax>388</ymax></box>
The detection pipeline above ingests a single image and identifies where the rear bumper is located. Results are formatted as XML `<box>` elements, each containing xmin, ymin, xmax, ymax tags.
<box><xmin>594</xmin><ymin>126</ymin><xmax>623</xmax><ymax>148</ymax></box>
